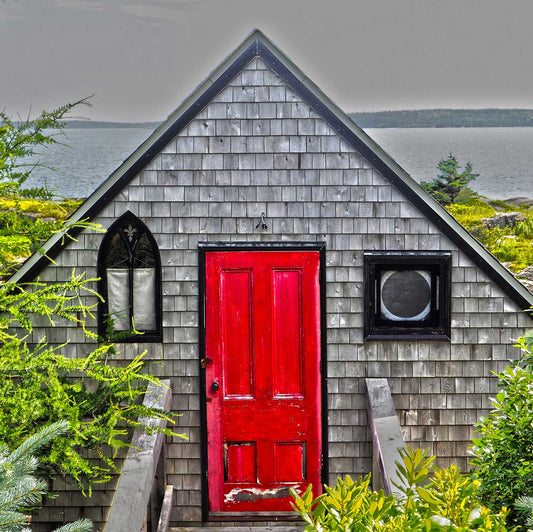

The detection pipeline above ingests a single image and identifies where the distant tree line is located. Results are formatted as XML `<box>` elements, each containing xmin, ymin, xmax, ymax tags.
<box><xmin>63</xmin><ymin>120</ymin><xmax>161</xmax><ymax>129</ymax></box>
<box><xmin>55</xmin><ymin>109</ymin><xmax>533</xmax><ymax>129</ymax></box>
<box><xmin>350</xmin><ymin>108</ymin><xmax>533</xmax><ymax>128</ymax></box>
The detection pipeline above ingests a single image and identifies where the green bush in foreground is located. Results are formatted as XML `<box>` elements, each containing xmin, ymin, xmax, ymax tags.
<box><xmin>471</xmin><ymin>331</ymin><xmax>533</xmax><ymax>530</ymax></box>
<box><xmin>291</xmin><ymin>447</ymin><xmax>509</xmax><ymax>531</ymax></box>
<box><xmin>0</xmin><ymin>421</ymin><xmax>92</xmax><ymax>532</ymax></box>
<box><xmin>0</xmin><ymin>102</ymin><xmax>187</xmax><ymax>497</ymax></box>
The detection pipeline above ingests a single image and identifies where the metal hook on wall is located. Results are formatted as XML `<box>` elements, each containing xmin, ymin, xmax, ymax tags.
<box><xmin>255</xmin><ymin>212</ymin><xmax>269</xmax><ymax>231</ymax></box>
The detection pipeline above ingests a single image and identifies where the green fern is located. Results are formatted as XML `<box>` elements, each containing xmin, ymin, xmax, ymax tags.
<box><xmin>0</xmin><ymin>273</ymin><xmax>185</xmax><ymax>492</ymax></box>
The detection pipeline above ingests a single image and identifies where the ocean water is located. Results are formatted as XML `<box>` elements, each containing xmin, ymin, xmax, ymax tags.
<box><xmin>23</xmin><ymin>126</ymin><xmax>533</xmax><ymax>200</ymax></box>
<box><xmin>24</xmin><ymin>128</ymin><xmax>154</xmax><ymax>199</ymax></box>
<box><xmin>366</xmin><ymin>127</ymin><xmax>533</xmax><ymax>200</ymax></box>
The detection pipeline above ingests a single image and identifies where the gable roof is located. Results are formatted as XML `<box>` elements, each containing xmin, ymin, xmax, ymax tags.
<box><xmin>10</xmin><ymin>29</ymin><xmax>533</xmax><ymax>313</ymax></box>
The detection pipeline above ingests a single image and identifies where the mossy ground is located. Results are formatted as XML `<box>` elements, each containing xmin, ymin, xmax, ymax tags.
<box><xmin>0</xmin><ymin>197</ymin><xmax>82</xmax><ymax>220</ymax></box>
<box><xmin>446</xmin><ymin>193</ymin><xmax>533</xmax><ymax>273</ymax></box>
<box><xmin>0</xmin><ymin>197</ymin><xmax>82</xmax><ymax>272</ymax></box>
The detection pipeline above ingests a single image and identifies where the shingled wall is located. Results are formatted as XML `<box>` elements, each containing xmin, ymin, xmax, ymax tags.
<box><xmin>29</xmin><ymin>56</ymin><xmax>531</xmax><ymax>530</ymax></box>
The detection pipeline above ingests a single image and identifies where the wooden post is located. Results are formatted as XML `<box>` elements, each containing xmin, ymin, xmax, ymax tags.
<box><xmin>104</xmin><ymin>380</ymin><xmax>172</xmax><ymax>532</ymax></box>
<box><xmin>365</xmin><ymin>378</ymin><xmax>405</xmax><ymax>497</ymax></box>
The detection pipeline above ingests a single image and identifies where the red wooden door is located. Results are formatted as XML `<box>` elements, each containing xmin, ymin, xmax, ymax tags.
<box><xmin>205</xmin><ymin>251</ymin><xmax>322</xmax><ymax>514</ymax></box>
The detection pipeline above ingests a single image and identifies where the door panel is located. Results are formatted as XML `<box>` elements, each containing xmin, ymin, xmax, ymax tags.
<box><xmin>220</xmin><ymin>269</ymin><xmax>254</xmax><ymax>398</ymax></box>
<box><xmin>272</xmin><ymin>269</ymin><xmax>303</xmax><ymax>398</ymax></box>
<box><xmin>205</xmin><ymin>251</ymin><xmax>322</xmax><ymax>514</ymax></box>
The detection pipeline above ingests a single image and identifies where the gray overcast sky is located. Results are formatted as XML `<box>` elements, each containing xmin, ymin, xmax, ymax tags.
<box><xmin>2</xmin><ymin>0</ymin><xmax>533</xmax><ymax>121</ymax></box>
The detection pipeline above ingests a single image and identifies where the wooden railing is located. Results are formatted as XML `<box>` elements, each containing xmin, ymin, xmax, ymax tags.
<box><xmin>365</xmin><ymin>378</ymin><xmax>405</xmax><ymax>497</ymax></box>
<box><xmin>104</xmin><ymin>379</ymin><xmax>172</xmax><ymax>532</ymax></box>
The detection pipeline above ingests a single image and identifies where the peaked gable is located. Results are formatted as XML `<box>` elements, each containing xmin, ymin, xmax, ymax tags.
<box><xmin>10</xmin><ymin>30</ymin><xmax>533</xmax><ymax>314</ymax></box>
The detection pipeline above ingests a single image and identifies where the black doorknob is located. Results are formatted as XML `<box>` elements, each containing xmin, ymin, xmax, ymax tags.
<box><xmin>211</xmin><ymin>381</ymin><xmax>220</xmax><ymax>392</ymax></box>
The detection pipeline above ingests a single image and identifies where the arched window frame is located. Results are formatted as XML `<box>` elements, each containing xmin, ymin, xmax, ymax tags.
<box><xmin>97</xmin><ymin>211</ymin><xmax>162</xmax><ymax>342</ymax></box>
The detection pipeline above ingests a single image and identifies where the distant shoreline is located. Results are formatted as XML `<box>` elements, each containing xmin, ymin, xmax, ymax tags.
<box><xmin>351</xmin><ymin>109</ymin><xmax>533</xmax><ymax>128</ymax></box>
<box><xmin>64</xmin><ymin>120</ymin><xmax>161</xmax><ymax>129</ymax></box>
<box><xmin>63</xmin><ymin>109</ymin><xmax>533</xmax><ymax>129</ymax></box>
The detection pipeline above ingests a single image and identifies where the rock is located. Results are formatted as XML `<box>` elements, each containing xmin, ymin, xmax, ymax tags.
<box><xmin>517</xmin><ymin>266</ymin><xmax>533</xmax><ymax>281</ymax></box>
<box><xmin>482</xmin><ymin>212</ymin><xmax>525</xmax><ymax>229</ymax></box>
<box><xmin>517</xmin><ymin>266</ymin><xmax>533</xmax><ymax>295</ymax></box>
<box><xmin>505</xmin><ymin>197</ymin><xmax>533</xmax><ymax>206</ymax></box>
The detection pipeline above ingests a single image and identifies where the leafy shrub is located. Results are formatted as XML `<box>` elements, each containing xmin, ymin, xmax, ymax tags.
<box><xmin>515</xmin><ymin>496</ymin><xmax>533</xmax><ymax>530</ymax></box>
<box><xmin>0</xmin><ymin>102</ymin><xmax>186</xmax><ymax>496</ymax></box>
<box><xmin>0</xmin><ymin>103</ymin><xmax>85</xmax><ymax>274</ymax></box>
<box><xmin>445</xmin><ymin>197</ymin><xmax>533</xmax><ymax>273</ymax></box>
<box><xmin>471</xmin><ymin>331</ymin><xmax>533</xmax><ymax>529</ymax></box>
<box><xmin>0</xmin><ymin>421</ymin><xmax>92</xmax><ymax>532</ymax></box>
<box><xmin>0</xmin><ymin>235</ymin><xmax>31</xmax><ymax>267</ymax></box>
<box><xmin>489</xmin><ymin>199</ymin><xmax>520</xmax><ymax>212</ymax></box>
<box><xmin>291</xmin><ymin>447</ymin><xmax>509</xmax><ymax>531</ymax></box>
<box><xmin>0</xmin><ymin>198</ymin><xmax>82</xmax><ymax>220</ymax></box>
<box><xmin>0</xmin><ymin>200</ymin><xmax>84</xmax><ymax>275</ymax></box>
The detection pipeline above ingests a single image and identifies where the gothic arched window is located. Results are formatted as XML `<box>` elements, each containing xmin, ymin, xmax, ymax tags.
<box><xmin>98</xmin><ymin>212</ymin><xmax>161</xmax><ymax>341</ymax></box>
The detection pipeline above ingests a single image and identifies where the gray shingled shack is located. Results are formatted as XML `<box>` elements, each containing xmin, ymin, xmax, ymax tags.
<box><xmin>11</xmin><ymin>30</ymin><xmax>533</xmax><ymax>531</ymax></box>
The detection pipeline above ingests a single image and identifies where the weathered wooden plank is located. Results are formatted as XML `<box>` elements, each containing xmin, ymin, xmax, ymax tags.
<box><xmin>104</xmin><ymin>379</ymin><xmax>172</xmax><ymax>532</ymax></box>
<box><xmin>365</xmin><ymin>378</ymin><xmax>405</xmax><ymax>497</ymax></box>
<box><xmin>156</xmin><ymin>485</ymin><xmax>174</xmax><ymax>532</ymax></box>
<box><xmin>151</xmin><ymin>444</ymin><xmax>167</xmax><ymax>532</ymax></box>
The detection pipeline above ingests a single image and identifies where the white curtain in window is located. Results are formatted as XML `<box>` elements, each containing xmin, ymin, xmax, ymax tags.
<box><xmin>107</xmin><ymin>269</ymin><xmax>130</xmax><ymax>331</ymax></box>
<box><xmin>133</xmin><ymin>268</ymin><xmax>156</xmax><ymax>331</ymax></box>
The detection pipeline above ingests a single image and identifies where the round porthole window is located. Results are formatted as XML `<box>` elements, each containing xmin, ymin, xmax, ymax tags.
<box><xmin>380</xmin><ymin>270</ymin><xmax>431</xmax><ymax>321</ymax></box>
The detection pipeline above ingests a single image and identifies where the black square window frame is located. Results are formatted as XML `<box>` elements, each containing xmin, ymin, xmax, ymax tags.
<box><xmin>364</xmin><ymin>251</ymin><xmax>452</xmax><ymax>341</ymax></box>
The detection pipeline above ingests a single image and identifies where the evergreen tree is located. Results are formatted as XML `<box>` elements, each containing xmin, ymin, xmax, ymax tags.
<box><xmin>0</xmin><ymin>421</ymin><xmax>92</xmax><ymax>532</ymax></box>
<box><xmin>422</xmin><ymin>153</ymin><xmax>478</xmax><ymax>205</ymax></box>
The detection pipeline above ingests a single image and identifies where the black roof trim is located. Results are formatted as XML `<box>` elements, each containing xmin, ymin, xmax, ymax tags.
<box><xmin>10</xmin><ymin>30</ymin><xmax>533</xmax><ymax>315</ymax></box>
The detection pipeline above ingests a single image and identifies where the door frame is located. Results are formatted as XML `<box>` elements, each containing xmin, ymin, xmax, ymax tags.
<box><xmin>198</xmin><ymin>241</ymin><xmax>328</xmax><ymax>521</ymax></box>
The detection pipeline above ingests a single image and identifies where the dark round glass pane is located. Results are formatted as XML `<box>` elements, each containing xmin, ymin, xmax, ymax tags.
<box><xmin>381</xmin><ymin>270</ymin><xmax>431</xmax><ymax>320</ymax></box>
<box><xmin>133</xmin><ymin>233</ymin><xmax>156</xmax><ymax>268</ymax></box>
<box><xmin>106</xmin><ymin>233</ymin><xmax>129</xmax><ymax>268</ymax></box>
